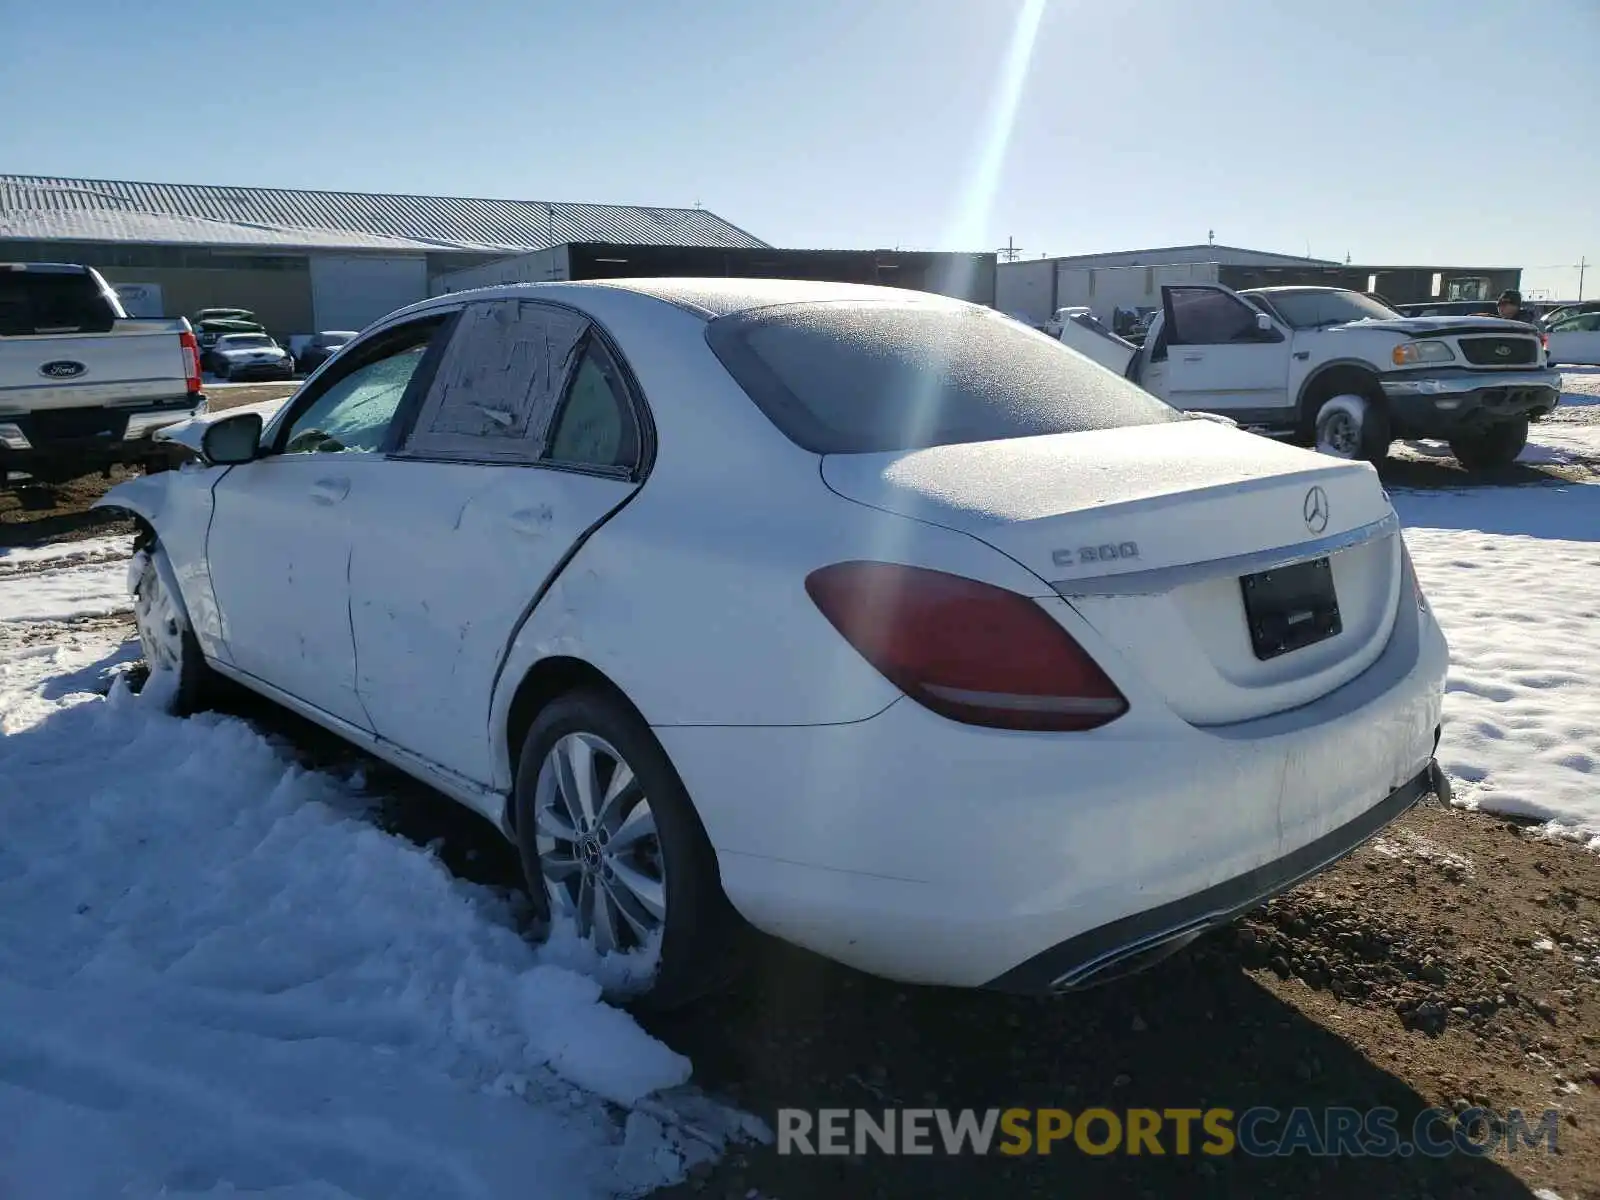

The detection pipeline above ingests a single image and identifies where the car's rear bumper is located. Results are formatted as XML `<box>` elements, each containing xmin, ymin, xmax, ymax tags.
<box><xmin>0</xmin><ymin>397</ymin><xmax>205</xmax><ymax>479</ymax></box>
<box><xmin>987</xmin><ymin>758</ymin><xmax>1446</xmax><ymax>991</ymax></box>
<box><xmin>1381</xmin><ymin>367</ymin><xmax>1561</xmax><ymax>434</ymax></box>
<box><xmin>656</xmin><ymin>566</ymin><xmax>1449</xmax><ymax>991</ymax></box>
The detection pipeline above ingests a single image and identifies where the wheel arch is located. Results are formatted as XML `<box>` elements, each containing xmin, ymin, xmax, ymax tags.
<box><xmin>499</xmin><ymin>655</ymin><xmax>647</xmax><ymax>832</ymax></box>
<box><xmin>1295</xmin><ymin>359</ymin><xmax>1387</xmax><ymax>435</ymax></box>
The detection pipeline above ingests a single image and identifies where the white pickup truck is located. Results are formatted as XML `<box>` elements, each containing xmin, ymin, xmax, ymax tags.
<box><xmin>1</xmin><ymin>263</ymin><xmax>206</xmax><ymax>488</ymax></box>
<box><xmin>1124</xmin><ymin>284</ymin><xmax>1563</xmax><ymax>468</ymax></box>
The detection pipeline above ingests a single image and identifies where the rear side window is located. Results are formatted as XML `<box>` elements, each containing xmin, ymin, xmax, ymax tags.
<box><xmin>0</xmin><ymin>270</ymin><xmax>121</xmax><ymax>336</ymax></box>
<box><xmin>705</xmin><ymin>300</ymin><xmax>1181</xmax><ymax>454</ymax></box>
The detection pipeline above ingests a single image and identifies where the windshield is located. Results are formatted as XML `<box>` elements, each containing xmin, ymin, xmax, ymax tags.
<box><xmin>220</xmin><ymin>334</ymin><xmax>273</xmax><ymax>348</ymax></box>
<box><xmin>706</xmin><ymin>299</ymin><xmax>1183</xmax><ymax>454</ymax></box>
<box><xmin>1255</xmin><ymin>290</ymin><xmax>1400</xmax><ymax>329</ymax></box>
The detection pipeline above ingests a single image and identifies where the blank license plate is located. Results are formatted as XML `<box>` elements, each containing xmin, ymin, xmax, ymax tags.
<box><xmin>1240</xmin><ymin>557</ymin><xmax>1342</xmax><ymax>661</ymax></box>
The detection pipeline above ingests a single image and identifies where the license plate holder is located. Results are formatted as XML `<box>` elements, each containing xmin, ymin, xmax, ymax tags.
<box><xmin>1240</xmin><ymin>557</ymin><xmax>1341</xmax><ymax>661</ymax></box>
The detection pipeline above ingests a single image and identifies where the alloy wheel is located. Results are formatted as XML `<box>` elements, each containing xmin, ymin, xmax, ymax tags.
<box><xmin>133</xmin><ymin>561</ymin><xmax>184</xmax><ymax>673</ymax></box>
<box><xmin>532</xmin><ymin>731</ymin><xmax>667</xmax><ymax>964</ymax></box>
<box><xmin>1318</xmin><ymin>410</ymin><xmax>1360</xmax><ymax>457</ymax></box>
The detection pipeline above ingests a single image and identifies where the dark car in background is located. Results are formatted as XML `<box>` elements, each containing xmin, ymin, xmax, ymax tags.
<box><xmin>206</xmin><ymin>332</ymin><xmax>294</xmax><ymax>380</ymax></box>
<box><xmin>1392</xmin><ymin>300</ymin><xmax>1499</xmax><ymax>319</ymax></box>
<box><xmin>294</xmin><ymin>330</ymin><xmax>358</xmax><ymax>375</ymax></box>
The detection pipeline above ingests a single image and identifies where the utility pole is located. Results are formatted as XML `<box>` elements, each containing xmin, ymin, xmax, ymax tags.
<box><xmin>997</xmin><ymin>236</ymin><xmax>1024</xmax><ymax>262</ymax></box>
<box><xmin>1579</xmin><ymin>256</ymin><xmax>1589</xmax><ymax>302</ymax></box>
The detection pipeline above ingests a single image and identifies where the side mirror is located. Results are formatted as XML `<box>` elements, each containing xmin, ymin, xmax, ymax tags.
<box><xmin>200</xmin><ymin>411</ymin><xmax>263</xmax><ymax>465</ymax></box>
<box><xmin>1255</xmin><ymin>312</ymin><xmax>1275</xmax><ymax>333</ymax></box>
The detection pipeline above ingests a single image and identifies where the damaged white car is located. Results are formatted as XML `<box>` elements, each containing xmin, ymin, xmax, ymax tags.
<box><xmin>101</xmin><ymin>279</ymin><xmax>1450</xmax><ymax>1007</ymax></box>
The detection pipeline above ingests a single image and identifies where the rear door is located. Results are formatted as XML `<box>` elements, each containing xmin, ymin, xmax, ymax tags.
<box><xmin>1548</xmin><ymin>311</ymin><xmax>1600</xmax><ymax>365</ymax></box>
<box><xmin>1159</xmin><ymin>285</ymin><xmax>1293</xmax><ymax>418</ymax></box>
<box><xmin>206</xmin><ymin>313</ymin><xmax>455</xmax><ymax>727</ymax></box>
<box><xmin>344</xmin><ymin>299</ymin><xmax>645</xmax><ymax>784</ymax></box>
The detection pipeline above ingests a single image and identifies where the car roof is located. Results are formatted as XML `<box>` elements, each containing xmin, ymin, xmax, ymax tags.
<box><xmin>424</xmin><ymin>277</ymin><xmax>966</xmax><ymax>321</ymax></box>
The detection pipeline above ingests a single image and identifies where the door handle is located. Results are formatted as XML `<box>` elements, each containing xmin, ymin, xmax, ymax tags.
<box><xmin>508</xmin><ymin>505</ymin><xmax>553</xmax><ymax>537</ymax></box>
<box><xmin>311</xmin><ymin>477</ymin><xmax>350</xmax><ymax>505</ymax></box>
<box><xmin>1182</xmin><ymin>354</ymin><xmax>1204</xmax><ymax>363</ymax></box>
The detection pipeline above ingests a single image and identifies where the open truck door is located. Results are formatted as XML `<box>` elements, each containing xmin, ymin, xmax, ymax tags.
<box><xmin>1148</xmin><ymin>284</ymin><xmax>1293</xmax><ymax>421</ymax></box>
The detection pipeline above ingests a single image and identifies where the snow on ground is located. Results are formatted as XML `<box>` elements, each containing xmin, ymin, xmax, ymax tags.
<box><xmin>0</xmin><ymin>535</ymin><xmax>135</xmax><ymax>623</ymax></box>
<box><xmin>1396</xmin><ymin>402</ymin><xmax>1600</xmax><ymax>849</ymax></box>
<box><xmin>0</xmin><ymin>628</ymin><xmax>760</xmax><ymax>1197</ymax></box>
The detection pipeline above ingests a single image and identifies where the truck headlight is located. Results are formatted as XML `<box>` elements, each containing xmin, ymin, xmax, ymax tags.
<box><xmin>1392</xmin><ymin>340</ymin><xmax>1456</xmax><ymax>366</ymax></box>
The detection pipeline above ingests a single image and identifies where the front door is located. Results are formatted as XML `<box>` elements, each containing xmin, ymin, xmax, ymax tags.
<box><xmin>206</xmin><ymin>315</ymin><xmax>452</xmax><ymax>727</ymax></box>
<box><xmin>1160</xmin><ymin>285</ymin><xmax>1293</xmax><ymax>418</ymax></box>
<box><xmin>345</xmin><ymin>303</ymin><xmax>644</xmax><ymax>783</ymax></box>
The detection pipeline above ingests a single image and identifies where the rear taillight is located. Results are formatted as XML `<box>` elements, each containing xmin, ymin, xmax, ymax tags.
<box><xmin>805</xmin><ymin>562</ymin><xmax>1128</xmax><ymax>731</ymax></box>
<box><xmin>179</xmin><ymin>330</ymin><xmax>202</xmax><ymax>394</ymax></box>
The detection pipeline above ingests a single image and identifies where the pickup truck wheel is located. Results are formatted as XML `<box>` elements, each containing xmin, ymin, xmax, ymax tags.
<box><xmin>1314</xmin><ymin>393</ymin><xmax>1391</xmax><ymax>464</ymax></box>
<box><xmin>1449</xmin><ymin>417</ymin><xmax>1529</xmax><ymax>471</ymax></box>
<box><xmin>132</xmin><ymin>545</ymin><xmax>210</xmax><ymax>714</ymax></box>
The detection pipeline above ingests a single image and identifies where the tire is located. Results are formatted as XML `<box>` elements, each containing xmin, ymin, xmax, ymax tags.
<box><xmin>214</xmin><ymin>360</ymin><xmax>229</xmax><ymax>380</ymax></box>
<box><xmin>512</xmin><ymin>688</ymin><xmax>737</xmax><ymax>1010</ymax></box>
<box><xmin>1449</xmin><ymin>416</ymin><xmax>1529</xmax><ymax>471</ymax></box>
<box><xmin>131</xmin><ymin>543</ymin><xmax>210</xmax><ymax>714</ymax></box>
<box><xmin>1313</xmin><ymin>393</ymin><xmax>1391</xmax><ymax>464</ymax></box>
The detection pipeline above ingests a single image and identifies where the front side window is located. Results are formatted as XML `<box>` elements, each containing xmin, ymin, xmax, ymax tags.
<box><xmin>1554</xmin><ymin>312</ymin><xmax>1600</xmax><ymax>333</ymax></box>
<box><xmin>1166</xmin><ymin>289</ymin><xmax>1265</xmax><ymax>345</ymax></box>
<box><xmin>281</xmin><ymin>341</ymin><xmax>429</xmax><ymax>455</ymax></box>
<box><xmin>706</xmin><ymin>299</ymin><xmax>1181</xmax><ymax>455</ymax></box>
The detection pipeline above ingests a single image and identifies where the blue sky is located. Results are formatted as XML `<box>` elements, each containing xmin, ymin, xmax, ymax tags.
<box><xmin>1</xmin><ymin>0</ymin><xmax>1594</xmax><ymax>296</ymax></box>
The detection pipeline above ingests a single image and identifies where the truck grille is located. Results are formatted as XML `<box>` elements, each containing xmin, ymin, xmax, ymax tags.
<box><xmin>1458</xmin><ymin>336</ymin><xmax>1537</xmax><ymax>366</ymax></box>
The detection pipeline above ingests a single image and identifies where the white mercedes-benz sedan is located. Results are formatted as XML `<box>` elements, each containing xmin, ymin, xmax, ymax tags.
<box><xmin>100</xmin><ymin>278</ymin><xmax>1450</xmax><ymax>1008</ymax></box>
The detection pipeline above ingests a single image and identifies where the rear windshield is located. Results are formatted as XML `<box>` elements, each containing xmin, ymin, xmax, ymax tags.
<box><xmin>0</xmin><ymin>270</ymin><xmax>121</xmax><ymax>337</ymax></box>
<box><xmin>221</xmin><ymin>335</ymin><xmax>273</xmax><ymax>348</ymax></box>
<box><xmin>705</xmin><ymin>300</ymin><xmax>1182</xmax><ymax>454</ymax></box>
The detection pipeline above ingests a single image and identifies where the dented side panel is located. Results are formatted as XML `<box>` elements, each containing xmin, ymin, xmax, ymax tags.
<box><xmin>345</xmin><ymin>460</ymin><xmax>636</xmax><ymax>784</ymax></box>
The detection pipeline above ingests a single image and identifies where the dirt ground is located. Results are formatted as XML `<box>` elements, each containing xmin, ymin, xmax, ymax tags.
<box><xmin>0</xmin><ymin>382</ymin><xmax>296</xmax><ymax>549</ymax></box>
<box><xmin>3</xmin><ymin>378</ymin><xmax>1597</xmax><ymax>1197</ymax></box>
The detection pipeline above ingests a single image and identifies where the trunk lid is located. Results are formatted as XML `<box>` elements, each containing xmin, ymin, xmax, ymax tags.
<box><xmin>0</xmin><ymin>320</ymin><xmax>193</xmax><ymax>414</ymax></box>
<box><xmin>821</xmin><ymin>421</ymin><xmax>1402</xmax><ymax>726</ymax></box>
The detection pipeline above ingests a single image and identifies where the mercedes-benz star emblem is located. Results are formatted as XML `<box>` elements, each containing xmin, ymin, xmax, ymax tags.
<box><xmin>1303</xmin><ymin>485</ymin><xmax>1330</xmax><ymax>534</ymax></box>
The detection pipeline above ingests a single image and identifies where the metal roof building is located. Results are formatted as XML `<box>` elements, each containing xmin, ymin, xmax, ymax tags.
<box><xmin>0</xmin><ymin>174</ymin><xmax>768</xmax><ymax>334</ymax></box>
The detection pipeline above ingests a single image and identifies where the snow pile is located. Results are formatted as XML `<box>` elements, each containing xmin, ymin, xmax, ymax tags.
<box><xmin>0</xmin><ymin>629</ymin><xmax>758</xmax><ymax>1198</ymax></box>
<box><xmin>0</xmin><ymin>534</ymin><xmax>134</xmax><ymax>623</ymax></box>
<box><xmin>1398</xmin><ymin>418</ymin><xmax>1600</xmax><ymax>849</ymax></box>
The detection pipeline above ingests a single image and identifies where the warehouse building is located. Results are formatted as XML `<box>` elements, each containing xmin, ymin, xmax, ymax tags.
<box><xmin>432</xmin><ymin>241</ymin><xmax>996</xmax><ymax>304</ymax></box>
<box><xmin>1000</xmin><ymin>243</ymin><xmax>1521</xmax><ymax>330</ymax></box>
<box><xmin>0</xmin><ymin>174</ymin><xmax>769</xmax><ymax>336</ymax></box>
